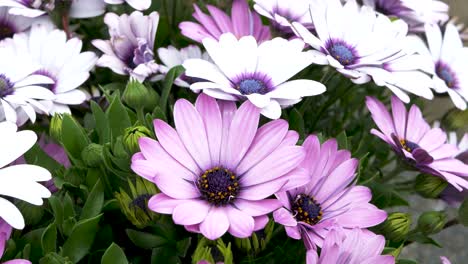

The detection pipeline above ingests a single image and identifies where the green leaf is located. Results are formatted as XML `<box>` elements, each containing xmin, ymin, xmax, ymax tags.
<box><xmin>459</xmin><ymin>197</ymin><xmax>468</xmax><ymax>226</ymax></box>
<box><xmin>91</xmin><ymin>101</ymin><xmax>110</xmax><ymax>144</ymax></box>
<box><xmin>61</xmin><ymin>115</ymin><xmax>90</xmax><ymax>159</ymax></box>
<box><xmin>288</xmin><ymin>108</ymin><xmax>305</xmax><ymax>138</ymax></box>
<box><xmin>41</xmin><ymin>223</ymin><xmax>57</xmax><ymax>254</ymax></box>
<box><xmin>371</xmin><ymin>183</ymin><xmax>409</xmax><ymax>208</ymax></box>
<box><xmin>80</xmin><ymin>179</ymin><xmax>104</xmax><ymax>220</ymax></box>
<box><xmin>407</xmin><ymin>233</ymin><xmax>442</xmax><ymax>248</ymax></box>
<box><xmin>61</xmin><ymin>214</ymin><xmax>102</xmax><ymax>263</ymax></box>
<box><xmin>106</xmin><ymin>92</ymin><xmax>132</xmax><ymax>140</ymax></box>
<box><xmin>175</xmin><ymin>237</ymin><xmax>191</xmax><ymax>257</ymax></box>
<box><xmin>126</xmin><ymin>229</ymin><xmax>168</xmax><ymax>249</ymax></box>
<box><xmin>48</xmin><ymin>196</ymin><xmax>63</xmax><ymax>234</ymax></box>
<box><xmin>336</xmin><ymin>130</ymin><xmax>348</xmax><ymax>150</ymax></box>
<box><xmin>397</xmin><ymin>260</ymin><xmax>418</xmax><ymax>264</ymax></box>
<box><xmin>160</xmin><ymin>65</ymin><xmax>185</xmax><ymax>113</ymax></box>
<box><xmin>101</xmin><ymin>243</ymin><xmax>128</xmax><ymax>264</ymax></box>
<box><xmin>63</xmin><ymin>193</ymin><xmax>75</xmax><ymax>220</ymax></box>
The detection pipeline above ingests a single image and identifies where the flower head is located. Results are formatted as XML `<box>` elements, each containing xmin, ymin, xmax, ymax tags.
<box><xmin>92</xmin><ymin>11</ymin><xmax>160</xmax><ymax>82</ymax></box>
<box><xmin>273</xmin><ymin>135</ymin><xmax>387</xmax><ymax>248</ymax></box>
<box><xmin>363</xmin><ymin>0</ymin><xmax>449</xmax><ymax>32</ymax></box>
<box><xmin>183</xmin><ymin>33</ymin><xmax>326</xmax><ymax>119</ymax></box>
<box><xmin>306</xmin><ymin>228</ymin><xmax>394</xmax><ymax>264</ymax></box>
<box><xmin>417</xmin><ymin>23</ymin><xmax>468</xmax><ymax>110</ymax></box>
<box><xmin>293</xmin><ymin>0</ymin><xmax>434</xmax><ymax>103</ymax></box>
<box><xmin>180</xmin><ymin>0</ymin><xmax>270</xmax><ymax>43</ymax></box>
<box><xmin>0</xmin><ymin>7</ymin><xmax>34</xmax><ymax>41</ymax></box>
<box><xmin>104</xmin><ymin>0</ymin><xmax>150</xmax><ymax>10</ymax></box>
<box><xmin>10</xmin><ymin>24</ymin><xmax>97</xmax><ymax>114</ymax></box>
<box><xmin>132</xmin><ymin>94</ymin><xmax>309</xmax><ymax>240</ymax></box>
<box><xmin>0</xmin><ymin>122</ymin><xmax>51</xmax><ymax>230</ymax></box>
<box><xmin>366</xmin><ymin>96</ymin><xmax>468</xmax><ymax>191</ymax></box>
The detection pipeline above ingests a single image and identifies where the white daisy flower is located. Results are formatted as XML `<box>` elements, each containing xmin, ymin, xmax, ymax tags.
<box><xmin>156</xmin><ymin>45</ymin><xmax>210</xmax><ymax>88</ymax></box>
<box><xmin>292</xmin><ymin>0</ymin><xmax>434</xmax><ymax>103</ymax></box>
<box><xmin>0</xmin><ymin>7</ymin><xmax>34</xmax><ymax>41</ymax></box>
<box><xmin>362</xmin><ymin>0</ymin><xmax>449</xmax><ymax>32</ymax></box>
<box><xmin>417</xmin><ymin>23</ymin><xmax>468</xmax><ymax>110</ymax></box>
<box><xmin>0</xmin><ymin>43</ymin><xmax>55</xmax><ymax>125</ymax></box>
<box><xmin>183</xmin><ymin>33</ymin><xmax>326</xmax><ymax>119</ymax></box>
<box><xmin>10</xmin><ymin>24</ymin><xmax>97</xmax><ymax>114</ymax></box>
<box><xmin>0</xmin><ymin>122</ymin><xmax>51</xmax><ymax>230</ymax></box>
<box><xmin>0</xmin><ymin>0</ymin><xmax>53</xmax><ymax>17</ymax></box>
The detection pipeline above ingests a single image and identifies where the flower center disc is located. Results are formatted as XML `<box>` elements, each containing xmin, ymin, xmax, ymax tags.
<box><xmin>328</xmin><ymin>41</ymin><xmax>356</xmax><ymax>66</ymax></box>
<box><xmin>0</xmin><ymin>74</ymin><xmax>14</xmax><ymax>98</ymax></box>
<box><xmin>197</xmin><ymin>167</ymin><xmax>239</xmax><ymax>206</ymax></box>
<box><xmin>292</xmin><ymin>194</ymin><xmax>323</xmax><ymax>225</ymax></box>
<box><xmin>238</xmin><ymin>79</ymin><xmax>268</xmax><ymax>95</ymax></box>
<box><xmin>436</xmin><ymin>62</ymin><xmax>457</xmax><ymax>88</ymax></box>
<box><xmin>399</xmin><ymin>139</ymin><xmax>420</xmax><ymax>153</ymax></box>
<box><xmin>0</xmin><ymin>22</ymin><xmax>14</xmax><ymax>40</ymax></box>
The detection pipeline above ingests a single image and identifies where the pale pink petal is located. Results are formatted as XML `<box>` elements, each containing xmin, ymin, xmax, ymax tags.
<box><xmin>314</xmin><ymin>159</ymin><xmax>358</xmax><ymax>202</ymax></box>
<box><xmin>365</xmin><ymin>96</ymin><xmax>396</xmax><ymax>137</ymax></box>
<box><xmin>226</xmin><ymin>206</ymin><xmax>255</xmax><ymax>238</ymax></box>
<box><xmin>200</xmin><ymin>207</ymin><xmax>230</xmax><ymax>240</ymax></box>
<box><xmin>273</xmin><ymin>208</ymin><xmax>297</xmax><ymax>227</ymax></box>
<box><xmin>233</xmin><ymin>199</ymin><xmax>282</xmax><ymax>217</ymax></box>
<box><xmin>285</xmin><ymin>226</ymin><xmax>302</xmax><ymax>240</ymax></box>
<box><xmin>147</xmin><ymin>194</ymin><xmax>188</xmax><ymax>214</ymax></box>
<box><xmin>195</xmin><ymin>94</ymin><xmax>223</xmax><ymax>166</ymax></box>
<box><xmin>391</xmin><ymin>96</ymin><xmax>407</xmax><ymax>139</ymax></box>
<box><xmin>253</xmin><ymin>215</ymin><xmax>269</xmax><ymax>231</ymax></box>
<box><xmin>173</xmin><ymin>200</ymin><xmax>211</xmax><ymax>225</ymax></box>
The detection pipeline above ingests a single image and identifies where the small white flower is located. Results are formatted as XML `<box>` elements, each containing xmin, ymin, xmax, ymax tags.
<box><xmin>10</xmin><ymin>24</ymin><xmax>97</xmax><ymax>114</ymax></box>
<box><xmin>156</xmin><ymin>45</ymin><xmax>210</xmax><ymax>87</ymax></box>
<box><xmin>92</xmin><ymin>11</ymin><xmax>160</xmax><ymax>82</ymax></box>
<box><xmin>0</xmin><ymin>7</ymin><xmax>34</xmax><ymax>41</ymax></box>
<box><xmin>183</xmin><ymin>33</ymin><xmax>326</xmax><ymax>119</ymax></box>
<box><xmin>293</xmin><ymin>0</ymin><xmax>434</xmax><ymax>103</ymax></box>
<box><xmin>0</xmin><ymin>122</ymin><xmax>51</xmax><ymax>230</ymax></box>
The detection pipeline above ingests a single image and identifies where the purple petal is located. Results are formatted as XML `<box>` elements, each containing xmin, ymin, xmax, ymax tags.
<box><xmin>365</xmin><ymin>96</ymin><xmax>395</xmax><ymax>137</ymax></box>
<box><xmin>195</xmin><ymin>94</ymin><xmax>223</xmax><ymax>166</ymax></box>
<box><xmin>148</xmin><ymin>194</ymin><xmax>187</xmax><ymax>214</ymax></box>
<box><xmin>179</xmin><ymin>22</ymin><xmax>213</xmax><ymax>43</ymax></box>
<box><xmin>253</xmin><ymin>215</ymin><xmax>269</xmax><ymax>231</ymax></box>
<box><xmin>131</xmin><ymin>159</ymin><xmax>157</xmax><ymax>182</ymax></box>
<box><xmin>200</xmin><ymin>207</ymin><xmax>230</xmax><ymax>240</ymax></box>
<box><xmin>322</xmin><ymin>186</ymin><xmax>372</xmax><ymax>211</ymax></box>
<box><xmin>174</xmin><ymin>99</ymin><xmax>212</xmax><ymax>170</ymax></box>
<box><xmin>431</xmin><ymin>144</ymin><xmax>460</xmax><ymax>160</ymax></box>
<box><xmin>300</xmin><ymin>135</ymin><xmax>321</xmax><ymax>173</ymax></box>
<box><xmin>154</xmin><ymin>173</ymin><xmax>199</xmax><ymax>200</ymax></box>
<box><xmin>362</xmin><ymin>256</ymin><xmax>396</xmax><ymax>264</ymax></box>
<box><xmin>306</xmin><ymin>250</ymin><xmax>319</xmax><ymax>264</ymax></box>
<box><xmin>406</xmin><ymin>104</ymin><xmax>430</xmax><ymax>143</ymax></box>
<box><xmin>314</xmin><ymin>159</ymin><xmax>358</xmax><ymax>202</ymax></box>
<box><xmin>193</xmin><ymin>5</ymin><xmax>222</xmax><ymax>39</ymax></box>
<box><xmin>226</xmin><ymin>206</ymin><xmax>255</xmax><ymax>238</ymax></box>
<box><xmin>238</xmin><ymin>178</ymin><xmax>289</xmax><ymax>200</ymax></box>
<box><xmin>3</xmin><ymin>260</ymin><xmax>32</xmax><ymax>264</ymax></box>
<box><xmin>231</xmin><ymin>0</ymin><xmax>250</xmax><ymax>37</ymax></box>
<box><xmin>219</xmin><ymin>100</ymin><xmax>238</xmax><ymax>165</ymax></box>
<box><xmin>273</xmin><ymin>208</ymin><xmax>297</xmax><ymax>227</ymax></box>
<box><xmin>173</xmin><ymin>200</ymin><xmax>211</xmax><ymax>225</ymax></box>
<box><xmin>285</xmin><ymin>226</ymin><xmax>302</xmax><ymax>239</ymax></box>
<box><xmin>335</xmin><ymin>205</ymin><xmax>387</xmax><ymax>228</ymax></box>
<box><xmin>391</xmin><ymin>96</ymin><xmax>407</xmax><ymax>139</ymax></box>
<box><xmin>206</xmin><ymin>5</ymin><xmax>234</xmax><ymax>34</ymax></box>
<box><xmin>412</xmin><ymin>148</ymin><xmax>434</xmax><ymax>164</ymax></box>
<box><xmin>418</xmin><ymin>128</ymin><xmax>446</xmax><ymax>152</ymax></box>
<box><xmin>279</xmin><ymin>130</ymin><xmax>300</xmax><ymax>147</ymax></box>
<box><xmin>234</xmin><ymin>199</ymin><xmax>282</xmax><ymax>216</ymax></box>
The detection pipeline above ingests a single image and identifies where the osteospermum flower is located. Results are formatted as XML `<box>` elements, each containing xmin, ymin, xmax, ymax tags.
<box><xmin>0</xmin><ymin>7</ymin><xmax>33</xmax><ymax>41</ymax></box>
<box><xmin>183</xmin><ymin>33</ymin><xmax>326</xmax><ymax>119</ymax></box>
<box><xmin>273</xmin><ymin>135</ymin><xmax>387</xmax><ymax>248</ymax></box>
<box><xmin>92</xmin><ymin>11</ymin><xmax>159</xmax><ymax>82</ymax></box>
<box><xmin>180</xmin><ymin>0</ymin><xmax>270</xmax><ymax>44</ymax></box>
<box><xmin>417</xmin><ymin>23</ymin><xmax>468</xmax><ymax>110</ymax></box>
<box><xmin>0</xmin><ymin>219</ymin><xmax>31</xmax><ymax>264</ymax></box>
<box><xmin>156</xmin><ymin>45</ymin><xmax>211</xmax><ymax>88</ymax></box>
<box><xmin>306</xmin><ymin>228</ymin><xmax>394</xmax><ymax>264</ymax></box>
<box><xmin>0</xmin><ymin>0</ymin><xmax>53</xmax><ymax>17</ymax></box>
<box><xmin>366</xmin><ymin>96</ymin><xmax>468</xmax><ymax>191</ymax></box>
<box><xmin>293</xmin><ymin>0</ymin><xmax>434</xmax><ymax>103</ymax></box>
<box><xmin>10</xmin><ymin>24</ymin><xmax>97</xmax><ymax>114</ymax></box>
<box><xmin>440</xmin><ymin>256</ymin><xmax>452</xmax><ymax>264</ymax></box>
<box><xmin>0</xmin><ymin>122</ymin><xmax>51</xmax><ymax>229</ymax></box>
<box><xmin>253</xmin><ymin>0</ymin><xmax>315</xmax><ymax>34</ymax></box>
<box><xmin>0</xmin><ymin>44</ymin><xmax>55</xmax><ymax>125</ymax></box>
<box><xmin>363</xmin><ymin>0</ymin><xmax>449</xmax><ymax>32</ymax></box>
<box><xmin>132</xmin><ymin>94</ymin><xmax>310</xmax><ymax>240</ymax></box>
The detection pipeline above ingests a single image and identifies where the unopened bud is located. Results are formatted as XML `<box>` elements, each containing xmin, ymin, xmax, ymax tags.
<box><xmin>122</xmin><ymin>79</ymin><xmax>158</xmax><ymax>110</ymax></box>
<box><xmin>81</xmin><ymin>143</ymin><xmax>104</xmax><ymax>167</ymax></box>
<box><xmin>380</xmin><ymin>212</ymin><xmax>411</xmax><ymax>242</ymax></box>
<box><xmin>49</xmin><ymin>114</ymin><xmax>64</xmax><ymax>142</ymax></box>
<box><xmin>123</xmin><ymin>126</ymin><xmax>151</xmax><ymax>154</ymax></box>
<box><xmin>417</xmin><ymin>211</ymin><xmax>447</xmax><ymax>235</ymax></box>
<box><xmin>415</xmin><ymin>174</ymin><xmax>448</xmax><ymax>199</ymax></box>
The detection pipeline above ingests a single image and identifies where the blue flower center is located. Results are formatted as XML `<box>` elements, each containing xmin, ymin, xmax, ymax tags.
<box><xmin>400</xmin><ymin>139</ymin><xmax>420</xmax><ymax>153</ymax></box>
<box><xmin>197</xmin><ymin>167</ymin><xmax>239</xmax><ymax>206</ymax></box>
<box><xmin>329</xmin><ymin>42</ymin><xmax>356</xmax><ymax>66</ymax></box>
<box><xmin>238</xmin><ymin>79</ymin><xmax>268</xmax><ymax>95</ymax></box>
<box><xmin>292</xmin><ymin>194</ymin><xmax>323</xmax><ymax>225</ymax></box>
<box><xmin>0</xmin><ymin>74</ymin><xmax>14</xmax><ymax>98</ymax></box>
<box><xmin>436</xmin><ymin>62</ymin><xmax>457</xmax><ymax>88</ymax></box>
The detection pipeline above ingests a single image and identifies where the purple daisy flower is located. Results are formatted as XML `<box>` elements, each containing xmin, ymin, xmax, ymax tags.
<box><xmin>131</xmin><ymin>94</ymin><xmax>310</xmax><ymax>240</ymax></box>
<box><xmin>306</xmin><ymin>227</ymin><xmax>394</xmax><ymax>264</ymax></box>
<box><xmin>92</xmin><ymin>11</ymin><xmax>160</xmax><ymax>82</ymax></box>
<box><xmin>179</xmin><ymin>0</ymin><xmax>271</xmax><ymax>44</ymax></box>
<box><xmin>273</xmin><ymin>135</ymin><xmax>387</xmax><ymax>248</ymax></box>
<box><xmin>366</xmin><ymin>96</ymin><xmax>468</xmax><ymax>191</ymax></box>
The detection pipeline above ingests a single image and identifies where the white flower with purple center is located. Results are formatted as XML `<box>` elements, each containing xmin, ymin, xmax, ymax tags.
<box><xmin>11</xmin><ymin>24</ymin><xmax>97</xmax><ymax>114</ymax></box>
<box><xmin>182</xmin><ymin>33</ymin><xmax>326</xmax><ymax>119</ymax></box>
<box><xmin>0</xmin><ymin>43</ymin><xmax>55</xmax><ymax>125</ymax></box>
<box><xmin>293</xmin><ymin>0</ymin><xmax>434</xmax><ymax>103</ymax></box>
<box><xmin>0</xmin><ymin>7</ymin><xmax>33</xmax><ymax>41</ymax></box>
<box><xmin>92</xmin><ymin>11</ymin><xmax>159</xmax><ymax>82</ymax></box>
<box><xmin>0</xmin><ymin>0</ymin><xmax>53</xmax><ymax>17</ymax></box>
<box><xmin>156</xmin><ymin>45</ymin><xmax>211</xmax><ymax>88</ymax></box>
<box><xmin>363</xmin><ymin>0</ymin><xmax>449</xmax><ymax>32</ymax></box>
<box><xmin>417</xmin><ymin>23</ymin><xmax>468</xmax><ymax>110</ymax></box>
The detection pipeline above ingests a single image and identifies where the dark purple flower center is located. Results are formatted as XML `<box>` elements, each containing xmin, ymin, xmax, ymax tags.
<box><xmin>436</xmin><ymin>62</ymin><xmax>457</xmax><ymax>88</ymax></box>
<box><xmin>399</xmin><ymin>139</ymin><xmax>420</xmax><ymax>153</ymax></box>
<box><xmin>197</xmin><ymin>167</ymin><xmax>239</xmax><ymax>206</ymax></box>
<box><xmin>129</xmin><ymin>194</ymin><xmax>152</xmax><ymax>211</ymax></box>
<box><xmin>292</xmin><ymin>194</ymin><xmax>323</xmax><ymax>225</ymax></box>
<box><xmin>0</xmin><ymin>74</ymin><xmax>14</xmax><ymax>98</ymax></box>
<box><xmin>237</xmin><ymin>79</ymin><xmax>268</xmax><ymax>95</ymax></box>
<box><xmin>326</xmin><ymin>40</ymin><xmax>357</xmax><ymax>66</ymax></box>
<box><xmin>0</xmin><ymin>20</ymin><xmax>15</xmax><ymax>40</ymax></box>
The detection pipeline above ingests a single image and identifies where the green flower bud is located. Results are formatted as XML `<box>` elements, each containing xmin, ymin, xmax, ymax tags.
<box><xmin>49</xmin><ymin>114</ymin><xmax>64</xmax><ymax>142</ymax></box>
<box><xmin>122</xmin><ymin>79</ymin><xmax>159</xmax><ymax>110</ymax></box>
<box><xmin>381</xmin><ymin>212</ymin><xmax>412</xmax><ymax>242</ymax></box>
<box><xmin>443</xmin><ymin>108</ymin><xmax>468</xmax><ymax>131</ymax></box>
<box><xmin>417</xmin><ymin>211</ymin><xmax>447</xmax><ymax>235</ymax></box>
<box><xmin>123</xmin><ymin>126</ymin><xmax>152</xmax><ymax>154</ymax></box>
<box><xmin>115</xmin><ymin>178</ymin><xmax>158</xmax><ymax>229</ymax></box>
<box><xmin>234</xmin><ymin>220</ymin><xmax>274</xmax><ymax>254</ymax></box>
<box><xmin>81</xmin><ymin>143</ymin><xmax>104</xmax><ymax>167</ymax></box>
<box><xmin>192</xmin><ymin>237</ymin><xmax>233</xmax><ymax>264</ymax></box>
<box><xmin>415</xmin><ymin>174</ymin><xmax>448</xmax><ymax>199</ymax></box>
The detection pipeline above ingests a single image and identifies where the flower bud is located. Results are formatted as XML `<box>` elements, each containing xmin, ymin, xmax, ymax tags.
<box><xmin>123</xmin><ymin>126</ymin><xmax>151</xmax><ymax>154</ymax></box>
<box><xmin>81</xmin><ymin>143</ymin><xmax>104</xmax><ymax>167</ymax></box>
<box><xmin>49</xmin><ymin>114</ymin><xmax>64</xmax><ymax>142</ymax></box>
<box><xmin>417</xmin><ymin>211</ymin><xmax>447</xmax><ymax>235</ymax></box>
<box><xmin>415</xmin><ymin>174</ymin><xmax>448</xmax><ymax>199</ymax></box>
<box><xmin>122</xmin><ymin>79</ymin><xmax>158</xmax><ymax>110</ymax></box>
<box><xmin>192</xmin><ymin>237</ymin><xmax>233</xmax><ymax>264</ymax></box>
<box><xmin>380</xmin><ymin>212</ymin><xmax>411</xmax><ymax>242</ymax></box>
